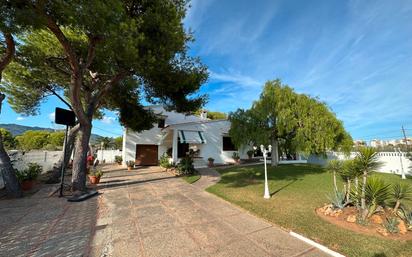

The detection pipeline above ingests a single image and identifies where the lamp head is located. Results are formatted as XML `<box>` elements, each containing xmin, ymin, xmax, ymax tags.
<box><xmin>260</xmin><ymin>145</ymin><xmax>264</xmax><ymax>152</ymax></box>
<box><xmin>268</xmin><ymin>145</ymin><xmax>272</xmax><ymax>152</ymax></box>
<box><xmin>253</xmin><ymin>146</ymin><xmax>257</xmax><ymax>150</ymax></box>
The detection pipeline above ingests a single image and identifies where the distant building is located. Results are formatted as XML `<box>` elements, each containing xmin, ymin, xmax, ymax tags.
<box><xmin>370</xmin><ymin>138</ymin><xmax>412</xmax><ymax>148</ymax></box>
<box><xmin>353</xmin><ymin>140</ymin><xmax>366</xmax><ymax>147</ymax></box>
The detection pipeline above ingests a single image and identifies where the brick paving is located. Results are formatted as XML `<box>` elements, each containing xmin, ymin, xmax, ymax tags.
<box><xmin>0</xmin><ymin>166</ymin><xmax>331</xmax><ymax>257</ymax></box>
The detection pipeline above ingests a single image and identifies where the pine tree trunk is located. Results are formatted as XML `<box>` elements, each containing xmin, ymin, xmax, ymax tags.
<box><xmin>0</xmin><ymin>92</ymin><xmax>22</xmax><ymax>198</ymax></box>
<box><xmin>0</xmin><ymin>135</ymin><xmax>22</xmax><ymax>198</ymax></box>
<box><xmin>271</xmin><ymin>138</ymin><xmax>279</xmax><ymax>167</ymax></box>
<box><xmin>71</xmin><ymin>123</ymin><xmax>92</xmax><ymax>192</ymax></box>
<box><xmin>46</xmin><ymin>125</ymin><xmax>79</xmax><ymax>183</ymax></box>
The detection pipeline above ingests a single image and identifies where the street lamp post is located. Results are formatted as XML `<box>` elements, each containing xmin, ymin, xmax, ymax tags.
<box><xmin>256</xmin><ymin>145</ymin><xmax>272</xmax><ymax>199</ymax></box>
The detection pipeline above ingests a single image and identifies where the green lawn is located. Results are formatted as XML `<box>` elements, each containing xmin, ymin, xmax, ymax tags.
<box><xmin>207</xmin><ymin>164</ymin><xmax>412</xmax><ymax>257</ymax></box>
<box><xmin>182</xmin><ymin>173</ymin><xmax>201</xmax><ymax>184</ymax></box>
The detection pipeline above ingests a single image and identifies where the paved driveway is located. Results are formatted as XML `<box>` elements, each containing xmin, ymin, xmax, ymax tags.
<box><xmin>91</xmin><ymin>166</ymin><xmax>330</xmax><ymax>257</ymax></box>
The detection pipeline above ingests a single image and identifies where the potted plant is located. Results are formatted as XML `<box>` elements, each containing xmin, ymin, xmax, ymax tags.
<box><xmin>87</xmin><ymin>154</ymin><xmax>94</xmax><ymax>166</ymax></box>
<box><xmin>114</xmin><ymin>155</ymin><xmax>122</xmax><ymax>165</ymax></box>
<box><xmin>88</xmin><ymin>169</ymin><xmax>103</xmax><ymax>184</ymax></box>
<box><xmin>126</xmin><ymin>160</ymin><xmax>135</xmax><ymax>171</ymax></box>
<box><xmin>208</xmin><ymin>157</ymin><xmax>215</xmax><ymax>167</ymax></box>
<box><xmin>232</xmin><ymin>152</ymin><xmax>240</xmax><ymax>164</ymax></box>
<box><xmin>247</xmin><ymin>150</ymin><xmax>254</xmax><ymax>159</ymax></box>
<box><xmin>15</xmin><ymin>163</ymin><xmax>42</xmax><ymax>191</ymax></box>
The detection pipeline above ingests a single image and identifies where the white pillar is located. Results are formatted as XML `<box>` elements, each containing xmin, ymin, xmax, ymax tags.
<box><xmin>172</xmin><ymin>129</ymin><xmax>178</xmax><ymax>164</ymax></box>
<box><xmin>122</xmin><ymin>128</ymin><xmax>127</xmax><ymax>166</ymax></box>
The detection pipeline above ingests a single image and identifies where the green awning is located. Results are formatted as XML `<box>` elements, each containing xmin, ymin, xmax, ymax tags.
<box><xmin>179</xmin><ymin>130</ymin><xmax>206</xmax><ymax>144</ymax></box>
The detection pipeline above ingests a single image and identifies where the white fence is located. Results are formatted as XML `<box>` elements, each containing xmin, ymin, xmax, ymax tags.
<box><xmin>8</xmin><ymin>150</ymin><xmax>63</xmax><ymax>172</ymax></box>
<box><xmin>307</xmin><ymin>152</ymin><xmax>412</xmax><ymax>176</ymax></box>
<box><xmin>0</xmin><ymin>150</ymin><xmax>63</xmax><ymax>189</ymax></box>
<box><xmin>96</xmin><ymin>149</ymin><xmax>122</xmax><ymax>163</ymax></box>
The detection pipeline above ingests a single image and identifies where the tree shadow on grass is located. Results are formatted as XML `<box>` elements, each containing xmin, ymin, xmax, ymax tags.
<box><xmin>270</xmin><ymin>179</ymin><xmax>299</xmax><ymax>196</ymax></box>
<box><xmin>216</xmin><ymin>164</ymin><xmax>325</xmax><ymax>188</ymax></box>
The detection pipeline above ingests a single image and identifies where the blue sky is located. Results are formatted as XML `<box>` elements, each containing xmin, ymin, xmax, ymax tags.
<box><xmin>1</xmin><ymin>0</ymin><xmax>412</xmax><ymax>141</ymax></box>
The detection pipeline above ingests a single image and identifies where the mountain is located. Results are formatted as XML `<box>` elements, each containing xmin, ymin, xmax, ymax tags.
<box><xmin>0</xmin><ymin>123</ymin><xmax>53</xmax><ymax>136</ymax></box>
<box><xmin>0</xmin><ymin>123</ymin><xmax>103</xmax><ymax>144</ymax></box>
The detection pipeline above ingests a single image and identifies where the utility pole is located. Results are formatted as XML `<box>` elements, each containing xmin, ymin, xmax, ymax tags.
<box><xmin>402</xmin><ymin>125</ymin><xmax>409</xmax><ymax>150</ymax></box>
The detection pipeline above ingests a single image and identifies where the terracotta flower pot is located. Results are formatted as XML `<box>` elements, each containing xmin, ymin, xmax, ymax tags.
<box><xmin>127</xmin><ymin>167</ymin><xmax>133</xmax><ymax>171</ymax></box>
<box><xmin>208</xmin><ymin>161</ymin><xmax>214</xmax><ymax>167</ymax></box>
<box><xmin>20</xmin><ymin>180</ymin><xmax>35</xmax><ymax>191</ymax></box>
<box><xmin>88</xmin><ymin>176</ymin><xmax>101</xmax><ymax>184</ymax></box>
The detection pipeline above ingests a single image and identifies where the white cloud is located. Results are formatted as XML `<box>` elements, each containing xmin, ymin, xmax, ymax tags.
<box><xmin>16</xmin><ymin>116</ymin><xmax>25</xmax><ymax>121</ymax></box>
<box><xmin>101</xmin><ymin>116</ymin><xmax>115</xmax><ymax>125</ymax></box>
<box><xmin>210</xmin><ymin>70</ymin><xmax>262</xmax><ymax>88</ymax></box>
<box><xmin>49</xmin><ymin>112</ymin><xmax>55</xmax><ymax>121</ymax></box>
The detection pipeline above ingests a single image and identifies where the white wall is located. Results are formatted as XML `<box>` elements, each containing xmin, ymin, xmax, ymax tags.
<box><xmin>307</xmin><ymin>152</ymin><xmax>412</xmax><ymax>175</ymax></box>
<box><xmin>96</xmin><ymin>149</ymin><xmax>122</xmax><ymax>163</ymax></box>
<box><xmin>0</xmin><ymin>150</ymin><xmax>62</xmax><ymax>177</ymax></box>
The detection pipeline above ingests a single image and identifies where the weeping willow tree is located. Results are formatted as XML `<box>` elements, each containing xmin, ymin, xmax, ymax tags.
<box><xmin>229</xmin><ymin>79</ymin><xmax>353</xmax><ymax>166</ymax></box>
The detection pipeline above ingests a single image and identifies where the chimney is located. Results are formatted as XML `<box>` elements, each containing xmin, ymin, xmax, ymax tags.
<box><xmin>200</xmin><ymin>110</ymin><xmax>208</xmax><ymax>120</ymax></box>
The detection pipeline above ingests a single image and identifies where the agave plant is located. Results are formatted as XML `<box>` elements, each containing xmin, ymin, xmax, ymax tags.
<box><xmin>391</xmin><ymin>183</ymin><xmax>412</xmax><ymax>214</ymax></box>
<box><xmin>326</xmin><ymin>159</ymin><xmax>343</xmax><ymax>192</ymax></box>
<box><xmin>365</xmin><ymin>177</ymin><xmax>391</xmax><ymax>217</ymax></box>
<box><xmin>327</xmin><ymin>189</ymin><xmax>347</xmax><ymax>209</ymax></box>
<box><xmin>383</xmin><ymin>217</ymin><xmax>400</xmax><ymax>234</ymax></box>
<box><xmin>398</xmin><ymin>208</ymin><xmax>412</xmax><ymax>229</ymax></box>
<box><xmin>354</xmin><ymin>147</ymin><xmax>382</xmax><ymax>216</ymax></box>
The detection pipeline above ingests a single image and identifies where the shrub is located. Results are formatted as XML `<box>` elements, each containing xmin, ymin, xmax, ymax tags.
<box><xmin>159</xmin><ymin>153</ymin><xmax>172</xmax><ymax>169</ymax></box>
<box><xmin>126</xmin><ymin>160</ymin><xmax>135</xmax><ymax>167</ymax></box>
<box><xmin>247</xmin><ymin>150</ymin><xmax>254</xmax><ymax>158</ymax></box>
<box><xmin>232</xmin><ymin>152</ymin><xmax>240</xmax><ymax>160</ymax></box>
<box><xmin>207</xmin><ymin>157</ymin><xmax>214</xmax><ymax>162</ymax></box>
<box><xmin>89</xmin><ymin>169</ymin><xmax>103</xmax><ymax>177</ymax></box>
<box><xmin>15</xmin><ymin>163</ymin><xmax>42</xmax><ymax>182</ymax></box>
<box><xmin>176</xmin><ymin>156</ymin><xmax>195</xmax><ymax>176</ymax></box>
<box><xmin>365</xmin><ymin>177</ymin><xmax>391</xmax><ymax>217</ymax></box>
<box><xmin>383</xmin><ymin>217</ymin><xmax>399</xmax><ymax>234</ymax></box>
<box><xmin>327</xmin><ymin>190</ymin><xmax>346</xmax><ymax>209</ymax></box>
<box><xmin>114</xmin><ymin>155</ymin><xmax>122</xmax><ymax>164</ymax></box>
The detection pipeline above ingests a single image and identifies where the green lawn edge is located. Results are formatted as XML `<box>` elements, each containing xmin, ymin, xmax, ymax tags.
<box><xmin>206</xmin><ymin>164</ymin><xmax>412</xmax><ymax>257</ymax></box>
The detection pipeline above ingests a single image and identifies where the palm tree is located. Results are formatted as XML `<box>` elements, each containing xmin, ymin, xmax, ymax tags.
<box><xmin>326</xmin><ymin>159</ymin><xmax>343</xmax><ymax>192</ymax></box>
<box><xmin>391</xmin><ymin>183</ymin><xmax>412</xmax><ymax>214</ymax></box>
<box><xmin>355</xmin><ymin>147</ymin><xmax>382</xmax><ymax>216</ymax></box>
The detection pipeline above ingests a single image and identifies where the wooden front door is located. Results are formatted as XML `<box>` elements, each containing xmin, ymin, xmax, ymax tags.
<box><xmin>135</xmin><ymin>144</ymin><xmax>158</xmax><ymax>166</ymax></box>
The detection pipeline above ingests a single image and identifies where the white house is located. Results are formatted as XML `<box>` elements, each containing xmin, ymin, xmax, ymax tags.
<box><xmin>122</xmin><ymin>106</ymin><xmax>247</xmax><ymax>167</ymax></box>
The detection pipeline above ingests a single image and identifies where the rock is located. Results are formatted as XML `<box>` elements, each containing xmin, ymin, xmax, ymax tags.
<box><xmin>398</xmin><ymin>220</ymin><xmax>407</xmax><ymax>235</ymax></box>
<box><xmin>370</xmin><ymin>214</ymin><xmax>383</xmax><ymax>224</ymax></box>
<box><xmin>331</xmin><ymin>209</ymin><xmax>343</xmax><ymax>217</ymax></box>
<box><xmin>347</xmin><ymin>215</ymin><xmax>356</xmax><ymax>223</ymax></box>
<box><xmin>377</xmin><ymin>228</ymin><xmax>389</xmax><ymax>236</ymax></box>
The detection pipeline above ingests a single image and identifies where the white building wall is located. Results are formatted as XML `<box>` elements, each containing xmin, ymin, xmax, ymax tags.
<box><xmin>307</xmin><ymin>152</ymin><xmax>412</xmax><ymax>175</ymax></box>
<box><xmin>123</xmin><ymin>119</ymin><xmax>249</xmax><ymax>165</ymax></box>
